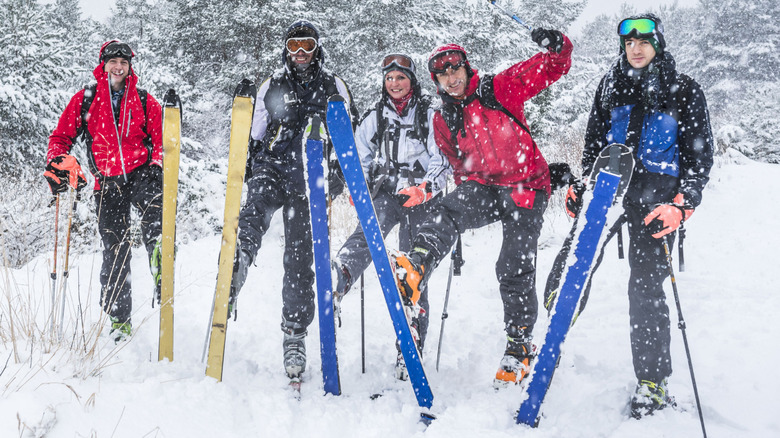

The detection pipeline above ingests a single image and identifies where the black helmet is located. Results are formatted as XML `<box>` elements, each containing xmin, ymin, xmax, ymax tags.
<box><xmin>617</xmin><ymin>13</ymin><xmax>666</xmax><ymax>54</ymax></box>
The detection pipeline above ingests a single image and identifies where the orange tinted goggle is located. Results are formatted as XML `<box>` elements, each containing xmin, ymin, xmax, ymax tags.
<box><xmin>381</xmin><ymin>54</ymin><xmax>415</xmax><ymax>72</ymax></box>
<box><xmin>286</xmin><ymin>38</ymin><xmax>317</xmax><ymax>54</ymax></box>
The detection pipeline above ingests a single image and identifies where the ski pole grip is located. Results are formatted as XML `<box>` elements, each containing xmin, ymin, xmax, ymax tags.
<box><xmin>678</xmin><ymin>225</ymin><xmax>686</xmax><ymax>272</ymax></box>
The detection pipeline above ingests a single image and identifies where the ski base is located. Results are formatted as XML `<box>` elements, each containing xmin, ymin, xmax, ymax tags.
<box><xmin>516</xmin><ymin>144</ymin><xmax>634</xmax><ymax>426</ymax></box>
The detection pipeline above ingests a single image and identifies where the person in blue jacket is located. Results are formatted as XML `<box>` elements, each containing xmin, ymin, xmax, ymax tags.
<box><xmin>545</xmin><ymin>13</ymin><xmax>714</xmax><ymax>418</ymax></box>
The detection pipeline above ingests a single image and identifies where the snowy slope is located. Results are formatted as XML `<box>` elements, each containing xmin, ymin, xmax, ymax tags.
<box><xmin>1</xmin><ymin>155</ymin><xmax>778</xmax><ymax>437</ymax></box>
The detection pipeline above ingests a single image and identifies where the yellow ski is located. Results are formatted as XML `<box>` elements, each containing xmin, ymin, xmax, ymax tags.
<box><xmin>206</xmin><ymin>79</ymin><xmax>256</xmax><ymax>380</ymax></box>
<box><xmin>159</xmin><ymin>89</ymin><xmax>182</xmax><ymax>362</ymax></box>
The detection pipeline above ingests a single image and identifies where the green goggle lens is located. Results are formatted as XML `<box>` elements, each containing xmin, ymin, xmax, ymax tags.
<box><xmin>617</xmin><ymin>18</ymin><xmax>656</xmax><ymax>37</ymax></box>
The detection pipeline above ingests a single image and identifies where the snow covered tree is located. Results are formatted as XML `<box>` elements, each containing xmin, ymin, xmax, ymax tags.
<box><xmin>0</xmin><ymin>0</ymin><xmax>80</xmax><ymax>175</ymax></box>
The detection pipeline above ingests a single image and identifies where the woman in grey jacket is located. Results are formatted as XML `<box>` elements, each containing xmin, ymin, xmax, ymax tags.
<box><xmin>333</xmin><ymin>54</ymin><xmax>450</xmax><ymax>380</ymax></box>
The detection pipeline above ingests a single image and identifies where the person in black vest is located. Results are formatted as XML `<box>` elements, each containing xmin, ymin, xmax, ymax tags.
<box><xmin>332</xmin><ymin>54</ymin><xmax>450</xmax><ymax>380</ymax></box>
<box><xmin>228</xmin><ymin>20</ymin><xmax>358</xmax><ymax>380</ymax></box>
<box><xmin>545</xmin><ymin>14</ymin><xmax>713</xmax><ymax>418</ymax></box>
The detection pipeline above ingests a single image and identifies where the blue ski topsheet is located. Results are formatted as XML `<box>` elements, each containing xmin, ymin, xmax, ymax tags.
<box><xmin>304</xmin><ymin>117</ymin><xmax>340</xmax><ymax>396</ymax></box>
<box><xmin>327</xmin><ymin>96</ymin><xmax>434</xmax><ymax>409</ymax></box>
<box><xmin>516</xmin><ymin>169</ymin><xmax>622</xmax><ymax>425</ymax></box>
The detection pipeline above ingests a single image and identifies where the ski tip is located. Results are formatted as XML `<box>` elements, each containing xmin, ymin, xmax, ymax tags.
<box><xmin>328</xmin><ymin>94</ymin><xmax>346</xmax><ymax>103</ymax></box>
<box><xmin>420</xmin><ymin>411</ymin><xmax>436</xmax><ymax>426</ymax></box>
<box><xmin>234</xmin><ymin>79</ymin><xmax>257</xmax><ymax>99</ymax></box>
<box><xmin>163</xmin><ymin>89</ymin><xmax>180</xmax><ymax>108</ymax></box>
<box><xmin>307</xmin><ymin>115</ymin><xmax>322</xmax><ymax>141</ymax></box>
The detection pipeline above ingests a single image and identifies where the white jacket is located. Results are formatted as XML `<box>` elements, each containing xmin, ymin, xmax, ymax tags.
<box><xmin>355</xmin><ymin>95</ymin><xmax>450</xmax><ymax>195</ymax></box>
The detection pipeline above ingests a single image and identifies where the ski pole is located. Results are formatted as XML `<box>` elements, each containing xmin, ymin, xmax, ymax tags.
<box><xmin>486</xmin><ymin>0</ymin><xmax>533</xmax><ymax>32</ymax></box>
<box><xmin>436</xmin><ymin>234</ymin><xmax>463</xmax><ymax>371</ymax></box>
<box><xmin>360</xmin><ymin>274</ymin><xmax>366</xmax><ymax>374</ymax></box>
<box><xmin>58</xmin><ymin>189</ymin><xmax>78</xmax><ymax>338</ymax></box>
<box><xmin>678</xmin><ymin>224</ymin><xmax>686</xmax><ymax>272</ymax></box>
<box><xmin>202</xmin><ymin>291</ymin><xmax>216</xmax><ymax>363</ymax></box>
<box><xmin>50</xmin><ymin>194</ymin><xmax>60</xmax><ymax>335</ymax></box>
<box><xmin>662</xmin><ymin>236</ymin><xmax>707</xmax><ymax>438</ymax></box>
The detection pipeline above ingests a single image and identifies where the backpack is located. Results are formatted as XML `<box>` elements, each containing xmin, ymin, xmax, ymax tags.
<box><xmin>441</xmin><ymin>74</ymin><xmax>534</xmax><ymax>145</ymax></box>
<box><xmin>372</xmin><ymin>93</ymin><xmax>433</xmax><ymax>149</ymax></box>
<box><xmin>365</xmin><ymin>94</ymin><xmax>433</xmax><ymax>190</ymax></box>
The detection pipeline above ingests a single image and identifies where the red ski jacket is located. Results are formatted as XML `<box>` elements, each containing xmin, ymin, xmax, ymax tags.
<box><xmin>432</xmin><ymin>36</ymin><xmax>572</xmax><ymax>208</ymax></box>
<box><xmin>48</xmin><ymin>59</ymin><xmax>162</xmax><ymax>189</ymax></box>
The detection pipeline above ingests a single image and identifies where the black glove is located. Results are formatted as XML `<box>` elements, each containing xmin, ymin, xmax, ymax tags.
<box><xmin>531</xmin><ymin>28</ymin><xmax>564</xmax><ymax>54</ymax></box>
<box><xmin>548</xmin><ymin>162</ymin><xmax>573</xmax><ymax>191</ymax></box>
<box><xmin>565</xmin><ymin>181</ymin><xmax>586</xmax><ymax>218</ymax></box>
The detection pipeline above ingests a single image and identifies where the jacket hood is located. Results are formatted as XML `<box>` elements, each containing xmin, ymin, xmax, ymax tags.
<box><xmin>95</xmin><ymin>40</ymin><xmax>138</xmax><ymax>84</ymax></box>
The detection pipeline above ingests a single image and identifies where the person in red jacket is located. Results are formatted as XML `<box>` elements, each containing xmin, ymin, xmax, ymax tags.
<box><xmin>46</xmin><ymin>40</ymin><xmax>163</xmax><ymax>342</ymax></box>
<box><xmin>395</xmin><ymin>29</ymin><xmax>572</xmax><ymax>388</ymax></box>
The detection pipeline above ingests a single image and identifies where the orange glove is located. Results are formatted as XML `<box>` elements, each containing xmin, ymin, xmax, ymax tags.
<box><xmin>564</xmin><ymin>182</ymin><xmax>585</xmax><ymax>218</ymax></box>
<box><xmin>44</xmin><ymin>154</ymin><xmax>87</xmax><ymax>195</ymax></box>
<box><xmin>398</xmin><ymin>182</ymin><xmax>432</xmax><ymax>208</ymax></box>
<box><xmin>643</xmin><ymin>194</ymin><xmax>694</xmax><ymax>239</ymax></box>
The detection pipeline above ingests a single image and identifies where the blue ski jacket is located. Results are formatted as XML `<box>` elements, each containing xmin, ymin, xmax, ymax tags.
<box><xmin>583</xmin><ymin>52</ymin><xmax>713</xmax><ymax>208</ymax></box>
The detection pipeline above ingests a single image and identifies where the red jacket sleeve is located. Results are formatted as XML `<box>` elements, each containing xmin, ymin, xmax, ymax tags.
<box><xmin>144</xmin><ymin>93</ymin><xmax>163</xmax><ymax>167</ymax></box>
<box><xmin>493</xmin><ymin>34</ymin><xmax>573</xmax><ymax>113</ymax></box>
<box><xmin>47</xmin><ymin>89</ymin><xmax>86</xmax><ymax>163</ymax></box>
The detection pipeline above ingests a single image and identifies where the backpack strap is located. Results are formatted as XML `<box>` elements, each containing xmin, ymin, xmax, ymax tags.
<box><xmin>77</xmin><ymin>84</ymin><xmax>97</xmax><ymax>141</ymax></box>
<box><xmin>136</xmin><ymin>87</ymin><xmax>153</xmax><ymax>163</ymax></box>
<box><xmin>476</xmin><ymin>74</ymin><xmax>534</xmax><ymax>138</ymax></box>
<box><xmin>409</xmin><ymin>94</ymin><xmax>432</xmax><ymax>143</ymax></box>
<box><xmin>371</xmin><ymin>100</ymin><xmax>387</xmax><ymax>156</ymax></box>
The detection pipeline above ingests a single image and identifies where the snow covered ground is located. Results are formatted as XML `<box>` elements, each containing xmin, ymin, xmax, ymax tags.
<box><xmin>2</xmin><ymin>154</ymin><xmax>778</xmax><ymax>437</ymax></box>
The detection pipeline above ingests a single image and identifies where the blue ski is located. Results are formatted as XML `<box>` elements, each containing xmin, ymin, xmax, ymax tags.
<box><xmin>517</xmin><ymin>144</ymin><xmax>633</xmax><ymax>426</ymax></box>
<box><xmin>327</xmin><ymin>95</ymin><xmax>434</xmax><ymax>411</ymax></box>
<box><xmin>304</xmin><ymin>115</ymin><xmax>340</xmax><ymax>396</ymax></box>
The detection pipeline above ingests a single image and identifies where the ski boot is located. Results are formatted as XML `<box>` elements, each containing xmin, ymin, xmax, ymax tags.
<box><xmin>109</xmin><ymin>316</ymin><xmax>132</xmax><ymax>343</ymax></box>
<box><xmin>150</xmin><ymin>237</ymin><xmax>162</xmax><ymax>305</ymax></box>
<box><xmin>493</xmin><ymin>327</ymin><xmax>534</xmax><ymax>389</ymax></box>
<box><xmin>282</xmin><ymin>327</ymin><xmax>307</xmax><ymax>379</ymax></box>
<box><xmin>630</xmin><ymin>379</ymin><xmax>676</xmax><ymax>419</ymax></box>
<box><xmin>394</xmin><ymin>248</ymin><xmax>432</xmax><ymax>306</ymax></box>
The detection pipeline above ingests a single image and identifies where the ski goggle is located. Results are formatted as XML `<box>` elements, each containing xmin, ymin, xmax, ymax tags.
<box><xmin>381</xmin><ymin>54</ymin><xmax>416</xmax><ymax>73</ymax></box>
<box><xmin>101</xmin><ymin>42</ymin><xmax>133</xmax><ymax>61</ymax></box>
<box><xmin>286</xmin><ymin>37</ymin><xmax>317</xmax><ymax>54</ymax></box>
<box><xmin>428</xmin><ymin>50</ymin><xmax>466</xmax><ymax>74</ymax></box>
<box><xmin>617</xmin><ymin>18</ymin><xmax>661</xmax><ymax>38</ymax></box>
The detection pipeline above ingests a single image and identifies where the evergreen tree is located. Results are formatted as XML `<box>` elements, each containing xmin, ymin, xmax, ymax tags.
<box><xmin>0</xmin><ymin>0</ymin><xmax>79</xmax><ymax>171</ymax></box>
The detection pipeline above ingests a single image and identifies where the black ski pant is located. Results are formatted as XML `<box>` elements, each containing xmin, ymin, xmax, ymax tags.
<box><xmin>335</xmin><ymin>187</ymin><xmax>440</xmax><ymax>346</ymax></box>
<box><xmin>95</xmin><ymin>165</ymin><xmax>162</xmax><ymax>323</ymax></box>
<box><xmin>544</xmin><ymin>202</ymin><xmax>674</xmax><ymax>383</ymax></box>
<box><xmin>237</xmin><ymin>168</ymin><xmax>315</xmax><ymax>332</ymax></box>
<box><xmin>412</xmin><ymin>181</ymin><xmax>547</xmax><ymax>335</ymax></box>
